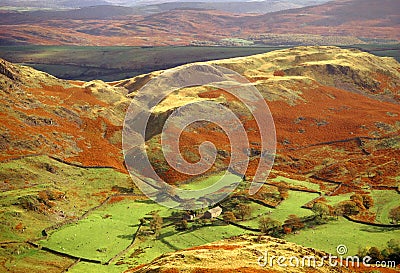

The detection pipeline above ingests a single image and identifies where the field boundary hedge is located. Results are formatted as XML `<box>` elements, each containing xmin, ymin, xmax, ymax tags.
<box><xmin>343</xmin><ymin>215</ymin><xmax>400</xmax><ymax>228</ymax></box>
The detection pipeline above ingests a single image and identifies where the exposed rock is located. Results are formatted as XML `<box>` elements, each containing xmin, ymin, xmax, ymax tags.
<box><xmin>0</xmin><ymin>58</ymin><xmax>19</xmax><ymax>81</ymax></box>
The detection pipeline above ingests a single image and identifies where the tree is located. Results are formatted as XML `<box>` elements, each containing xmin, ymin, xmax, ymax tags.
<box><xmin>312</xmin><ymin>202</ymin><xmax>330</xmax><ymax>220</ymax></box>
<box><xmin>222</xmin><ymin>211</ymin><xmax>236</xmax><ymax>224</ymax></box>
<box><xmin>386</xmin><ymin>239</ymin><xmax>400</xmax><ymax>253</ymax></box>
<box><xmin>350</xmin><ymin>194</ymin><xmax>366</xmax><ymax>210</ymax></box>
<box><xmin>367</xmin><ymin>247</ymin><xmax>383</xmax><ymax>263</ymax></box>
<box><xmin>384</xmin><ymin>239</ymin><xmax>400</xmax><ymax>262</ymax></box>
<box><xmin>284</xmin><ymin>214</ymin><xmax>304</xmax><ymax>231</ymax></box>
<box><xmin>332</xmin><ymin>204</ymin><xmax>344</xmax><ymax>219</ymax></box>
<box><xmin>389</xmin><ymin>206</ymin><xmax>400</xmax><ymax>224</ymax></box>
<box><xmin>338</xmin><ymin>200</ymin><xmax>360</xmax><ymax>216</ymax></box>
<box><xmin>235</xmin><ymin>203</ymin><xmax>252</xmax><ymax>221</ymax></box>
<box><xmin>259</xmin><ymin>217</ymin><xmax>281</xmax><ymax>234</ymax></box>
<box><xmin>361</xmin><ymin>194</ymin><xmax>374</xmax><ymax>209</ymax></box>
<box><xmin>149</xmin><ymin>212</ymin><xmax>163</xmax><ymax>238</ymax></box>
<box><xmin>175</xmin><ymin>219</ymin><xmax>188</xmax><ymax>231</ymax></box>
<box><xmin>277</xmin><ymin>185</ymin><xmax>289</xmax><ymax>200</ymax></box>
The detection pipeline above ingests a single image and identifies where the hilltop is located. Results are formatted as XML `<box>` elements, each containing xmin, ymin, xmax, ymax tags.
<box><xmin>129</xmin><ymin>235</ymin><xmax>355</xmax><ymax>273</ymax></box>
<box><xmin>121</xmin><ymin>46</ymin><xmax>400</xmax><ymax>188</ymax></box>
<box><xmin>0</xmin><ymin>58</ymin><xmax>130</xmax><ymax>170</ymax></box>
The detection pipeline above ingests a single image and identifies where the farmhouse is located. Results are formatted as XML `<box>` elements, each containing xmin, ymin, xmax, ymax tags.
<box><xmin>203</xmin><ymin>206</ymin><xmax>223</xmax><ymax>219</ymax></box>
<box><xmin>183</xmin><ymin>213</ymin><xmax>196</xmax><ymax>221</ymax></box>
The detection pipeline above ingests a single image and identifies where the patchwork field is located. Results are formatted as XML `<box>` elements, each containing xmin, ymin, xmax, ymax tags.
<box><xmin>38</xmin><ymin>195</ymin><xmax>253</xmax><ymax>271</ymax></box>
<box><xmin>0</xmin><ymin>156</ymin><xmax>135</xmax><ymax>242</ymax></box>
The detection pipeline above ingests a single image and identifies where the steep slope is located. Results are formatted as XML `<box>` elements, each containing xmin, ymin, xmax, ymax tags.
<box><xmin>119</xmin><ymin>46</ymin><xmax>400</xmax><ymax>191</ymax></box>
<box><xmin>0</xmin><ymin>58</ymin><xmax>129</xmax><ymax>170</ymax></box>
<box><xmin>0</xmin><ymin>59</ymin><xmax>140</xmax><ymax>273</ymax></box>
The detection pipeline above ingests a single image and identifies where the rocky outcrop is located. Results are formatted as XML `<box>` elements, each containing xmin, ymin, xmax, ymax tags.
<box><xmin>0</xmin><ymin>58</ymin><xmax>19</xmax><ymax>81</ymax></box>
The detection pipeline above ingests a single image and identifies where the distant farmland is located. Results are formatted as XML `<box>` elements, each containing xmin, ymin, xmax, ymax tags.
<box><xmin>1</xmin><ymin>44</ymin><xmax>398</xmax><ymax>82</ymax></box>
<box><xmin>0</xmin><ymin>46</ymin><xmax>284</xmax><ymax>81</ymax></box>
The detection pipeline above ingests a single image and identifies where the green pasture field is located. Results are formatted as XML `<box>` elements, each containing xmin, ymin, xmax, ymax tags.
<box><xmin>178</xmin><ymin>172</ymin><xmax>242</xmax><ymax>191</ymax></box>
<box><xmin>271</xmin><ymin>176</ymin><xmax>321</xmax><ymax>192</ymax></box>
<box><xmin>0</xmin><ymin>156</ymin><xmax>133</xmax><ymax>242</ymax></box>
<box><xmin>323</xmin><ymin>193</ymin><xmax>354</xmax><ymax>206</ymax></box>
<box><xmin>39</xmin><ymin>200</ymin><xmax>170</xmax><ymax>263</ymax></box>
<box><xmin>286</xmin><ymin>217</ymin><xmax>400</xmax><ymax>255</ymax></box>
<box><xmin>240</xmin><ymin>190</ymin><xmax>319</xmax><ymax>228</ymax></box>
<box><xmin>119</xmin><ymin>220</ymin><xmax>252</xmax><ymax>266</ymax></box>
<box><xmin>371</xmin><ymin>190</ymin><xmax>400</xmax><ymax>224</ymax></box>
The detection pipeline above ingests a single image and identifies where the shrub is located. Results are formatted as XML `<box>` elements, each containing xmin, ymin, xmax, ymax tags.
<box><xmin>259</xmin><ymin>216</ymin><xmax>281</xmax><ymax>234</ymax></box>
<box><xmin>175</xmin><ymin>220</ymin><xmax>188</xmax><ymax>231</ymax></box>
<box><xmin>284</xmin><ymin>214</ymin><xmax>304</xmax><ymax>231</ymax></box>
<box><xmin>389</xmin><ymin>206</ymin><xmax>400</xmax><ymax>224</ymax></box>
<box><xmin>273</xmin><ymin>70</ymin><xmax>285</xmax><ymax>77</ymax></box>
<box><xmin>235</xmin><ymin>204</ymin><xmax>252</xmax><ymax>221</ymax></box>
<box><xmin>223</xmin><ymin>211</ymin><xmax>236</xmax><ymax>224</ymax></box>
<box><xmin>149</xmin><ymin>212</ymin><xmax>163</xmax><ymax>238</ymax></box>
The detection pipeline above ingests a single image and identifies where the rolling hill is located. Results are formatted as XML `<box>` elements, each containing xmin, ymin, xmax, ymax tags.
<box><xmin>0</xmin><ymin>0</ymin><xmax>329</xmax><ymax>10</ymax></box>
<box><xmin>120</xmin><ymin>46</ymin><xmax>400</xmax><ymax>187</ymax></box>
<box><xmin>241</xmin><ymin>0</ymin><xmax>400</xmax><ymax>40</ymax></box>
<box><xmin>0</xmin><ymin>0</ymin><xmax>398</xmax><ymax>46</ymax></box>
<box><xmin>0</xmin><ymin>46</ymin><xmax>399</xmax><ymax>272</ymax></box>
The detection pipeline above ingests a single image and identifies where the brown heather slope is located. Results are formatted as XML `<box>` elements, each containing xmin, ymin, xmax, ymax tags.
<box><xmin>1</xmin><ymin>46</ymin><xmax>399</xmax><ymax>188</ymax></box>
<box><xmin>242</xmin><ymin>0</ymin><xmax>400</xmax><ymax>40</ymax></box>
<box><xmin>0</xmin><ymin>0</ymin><xmax>399</xmax><ymax>46</ymax></box>
<box><xmin>0</xmin><ymin>58</ymin><xmax>130</xmax><ymax>171</ymax></box>
<box><xmin>119</xmin><ymin>46</ymin><xmax>400</xmax><ymax>192</ymax></box>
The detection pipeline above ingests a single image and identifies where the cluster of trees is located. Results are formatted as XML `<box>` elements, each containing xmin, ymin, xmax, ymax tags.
<box><xmin>257</xmin><ymin>202</ymin><xmax>333</xmax><ymax>237</ymax></box>
<box><xmin>140</xmin><ymin>212</ymin><xmax>163</xmax><ymax>238</ymax></box>
<box><xmin>171</xmin><ymin>210</ymin><xmax>212</xmax><ymax>231</ymax></box>
<box><xmin>18</xmin><ymin>189</ymin><xmax>66</xmax><ymax>213</ymax></box>
<box><xmin>221</xmin><ymin>202</ymin><xmax>253</xmax><ymax>224</ymax></box>
<box><xmin>358</xmin><ymin>239</ymin><xmax>400</xmax><ymax>264</ymax></box>
<box><xmin>259</xmin><ymin>217</ymin><xmax>282</xmax><ymax>237</ymax></box>
<box><xmin>142</xmin><ymin>194</ymin><xmax>398</xmax><ymax>241</ymax></box>
<box><xmin>333</xmin><ymin>194</ymin><xmax>375</xmax><ymax>217</ymax></box>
